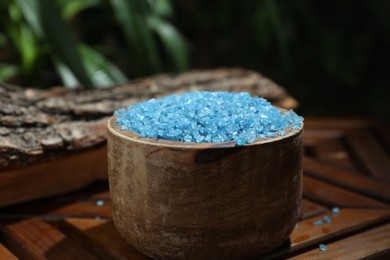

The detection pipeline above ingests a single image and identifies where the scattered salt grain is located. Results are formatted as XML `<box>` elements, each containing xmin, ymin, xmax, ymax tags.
<box><xmin>331</xmin><ymin>207</ymin><xmax>340</xmax><ymax>215</ymax></box>
<box><xmin>314</xmin><ymin>220</ymin><xmax>323</xmax><ymax>226</ymax></box>
<box><xmin>295</xmin><ymin>223</ymin><xmax>299</xmax><ymax>229</ymax></box>
<box><xmin>323</xmin><ymin>215</ymin><xmax>332</xmax><ymax>223</ymax></box>
<box><xmin>114</xmin><ymin>91</ymin><xmax>304</xmax><ymax>145</ymax></box>
<box><xmin>96</xmin><ymin>200</ymin><xmax>105</xmax><ymax>207</ymax></box>
<box><xmin>319</xmin><ymin>244</ymin><xmax>327</xmax><ymax>252</ymax></box>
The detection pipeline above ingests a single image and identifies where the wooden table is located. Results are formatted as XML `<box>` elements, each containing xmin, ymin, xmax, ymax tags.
<box><xmin>0</xmin><ymin>118</ymin><xmax>389</xmax><ymax>259</ymax></box>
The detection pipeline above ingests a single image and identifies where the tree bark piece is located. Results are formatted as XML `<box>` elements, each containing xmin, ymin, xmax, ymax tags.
<box><xmin>0</xmin><ymin>68</ymin><xmax>297</xmax><ymax>170</ymax></box>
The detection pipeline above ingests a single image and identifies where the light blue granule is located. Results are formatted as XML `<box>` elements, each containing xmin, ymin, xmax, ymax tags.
<box><xmin>114</xmin><ymin>91</ymin><xmax>304</xmax><ymax>145</ymax></box>
<box><xmin>314</xmin><ymin>220</ymin><xmax>323</xmax><ymax>226</ymax></box>
<box><xmin>96</xmin><ymin>200</ymin><xmax>105</xmax><ymax>207</ymax></box>
<box><xmin>319</xmin><ymin>244</ymin><xmax>327</xmax><ymax>252</ymax></box>
<box><xmin>331</xmin><ymin>207</ymin><xmax>340</xmax><ymax>215</ymax></box>
<box><xmin>323</xmin><ymin>215</ymin><xmax>332</xmax><ymax>223</ymax></box>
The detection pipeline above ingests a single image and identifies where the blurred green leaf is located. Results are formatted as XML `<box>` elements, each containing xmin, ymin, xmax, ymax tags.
<box><xmin>265</xmin><ymin>0</ymin><xmax>291</xmax><ymax>72</ymax></box>
<box><xmin>0</xmin><ymin>33</ymin><xmax>7</xmax><ymax>47</ymax></box>
<box><xmin>148</xmin><ymin>16</ymin><xmax>188</xmax><ymax>71</ymax></box>
<box><xmin>53</xmin><ymin>57</ymin><xmax>81</xmax><ymax>87</ymax></box>
<box><xmin>108</xmin><ymin>0</ymin><xmax>162</xmax><ymax>74</ymax></box>
<box><xmin>7</xmin><ymin>21</ymin><xmax>39</xmax><ymax>74</ymax></box>
<box><xmin>8</xmin><ymin>1</ymin><xmax>22</xmax><ymax>22</ymax></box>
<box><xmin>149</xmin><ymin>0</ymin><xmax>173</xmax><ymax>18</ymax></box>
<box><xmin>35</xmin><ymin>0</ymin><xmax>93</xmax><ymax>87</ymax></box>
<box><xmin>56</xmin><ymin>0</ymin><xmax>102</xmax><ymax>19</ymax></box>
<box><xmin>79</xmin><ymin>44</ymin><xmax>127</xmax><ymax>87</ymax></box>
<box><xmin>54</xmin><ymin>44</ymin><xmax>128</xmax><ymax>88</ymax></box>
<box><xmin>14</xmin><ymin>0</ymin><xmax>42</xmax><ymax>37</ymax></box>
<box><xmin>0</xmin><ymin>64</ymin><xmax>19</xmax><ymax>81</ymax></box>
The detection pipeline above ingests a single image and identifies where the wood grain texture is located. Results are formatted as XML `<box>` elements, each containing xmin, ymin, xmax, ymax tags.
<box><xmin>345</xmin><ymin>129</ymin><xmax>390</xmax><ymax>181</ymax></box>
<box><xmin>311</xmin><ymin>137</ymin><xmax>358</xmax><ymax>171</ymax></box>
<box><xmin>264</xmin><ymin>208</ymin><xmax>390</xmax><ymax>259</ymax></box>
<box><xmin>60</xmin><ymin>218</ymin><xmax>149</xmax><ymax>260</ymax></box>
<box><xmin>0</xmin><ymin>145</ymin><xmax>107</xmax><ymax>207</ymax></box>
<box><xmin>300</xmin><ymin>199</ymin><xmax>327</xmax><ymax>220</ymax></box>
<box><xmin>302</xmin><ymin>175</ymin><xmax>389</xmax><ymax>208</ymax></box>
<box><xmin>0</xmin><ymin>243</ymin><xmax>17</xmax><ymax>260</ymax></box>
<box><xmin>0</xmin><ymin>218</ymin><xmax>97</xmax><ymax>259</ymax></box>
<box><xmin>107</xmin><ymin>117</ymin><xmax>304</xmax><ymax>259</ymax></box>
<box><xmin>304</xmin><ymin>157</ymin><xmax>390</xmax><ymax>203</ymax></box>
<box><xmin>290</xmin><ymin>223</ymin><xmax>390</xmax><ymax>260</ymax></box>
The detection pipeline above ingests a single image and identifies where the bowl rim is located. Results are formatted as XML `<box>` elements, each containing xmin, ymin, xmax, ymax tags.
<box><xmin>107</xmin><ymin>115</ymin><xmax>303</xmax><ymax>150</ymax></box>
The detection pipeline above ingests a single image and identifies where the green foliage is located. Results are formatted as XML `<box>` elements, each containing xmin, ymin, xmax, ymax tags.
<box><xmin>0</xmin><ymin>0</ymin><xmax>189</xmax><ymax>88</ymax></box>
<box><xmin>172</xmin><ymin>0</ymin><xmax>390</xmax><ymax>118</ymax></box>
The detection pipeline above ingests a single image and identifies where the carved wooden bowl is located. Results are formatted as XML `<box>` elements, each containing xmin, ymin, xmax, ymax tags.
<box><xmin>107</xmin><ymin>116</ymin><xmax>303</xmax><ymax>259</ymax></box>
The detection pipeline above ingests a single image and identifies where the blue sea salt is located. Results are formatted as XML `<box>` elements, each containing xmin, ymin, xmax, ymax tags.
<box><xmin>319</xmin><ymin>244</ymin><xmax>327</xmax><ymax>252</ymax></box>
<box><xmin>114</xmin><ymin>91</ymin><xmax>304</xmax><ymax>145</ymax></box>
<box><xmin>96</xmin><ymin>200</ymin><xmax>105</xmax><ymax>207</ymax></box>
<box><xmin>323</xmin><ymin>215</ymin><xmax>332</xmax><ymax>223</ymax></box>
<box><xmin>314</xmin><ymin>220</ymin><xmax>323</xmax><ymax>226</ymax></box>
<box><xmin>331</xmin><ymin>207</ymin><xmax>340</xmax><ymax>215</ymax></box>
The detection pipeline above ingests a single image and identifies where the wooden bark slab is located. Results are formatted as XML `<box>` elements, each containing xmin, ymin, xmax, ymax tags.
<box><xmin>0</xmin><ymin>68</ymin><xmax>297</xmax><ymax>207</ymax></box>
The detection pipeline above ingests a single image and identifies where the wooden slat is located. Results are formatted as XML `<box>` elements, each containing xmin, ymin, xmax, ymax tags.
<box><xmin>346</xmin><ymin>130</ymin><xmax>390</xmax><ymax>181</ymax></box>
<box><xmin>0</xmin><ymin>218</ymin><xmax>97</xmax><ymax>259</ymax></box>
<box><xmin>303</xmin><ymin>175</ymin><xmax>389</xmax><ymax>208</ymax></box>
<box><xmin>304</xmin><ymin>157</ymin><xmax>390</xmax><ymax>203</ymax></box>
<box><xmin>300</xmin><ymin>199</ymin><xmax>327</xmax><ymax>220</ymax></box>
<box><xmin>1</xmin><ymin>199</ymin><xmax>112</xmax><ymax>220</ymax></box>
<box><xmin>290</xmin><ymin>223</ymin><xmax>390</xmax><ymax>259</ymax></box>
<box><xmin>264</xmin><ymin>208</ymin><xmax>390</xmax><ymax>259</ymax></box>
<box><xmin>0</xmin><ymin>243</ymin><xmax>17</xmax><ymax>260</ymax></box>
<box><xmin>0</xmin><ymin>146</ymin><xmax>108</xmax><ymax>208</ymax></box>
<box><xmin>60</xmin><ymin>218</ymin><xmax>149</xmax><ymax>259</ymax></box>
<box><xmin>304</xmin><ymin>118</ymin><xmax>374</xmax><ymax>130</ymax></box>
<box><xmin>311</xmin><ymin>138</ymin><xmax>358</xmax><ymax>171</ymax></box>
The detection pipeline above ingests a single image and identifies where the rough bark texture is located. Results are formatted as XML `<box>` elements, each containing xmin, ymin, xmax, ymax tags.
<box><xmin>0</xmin><ymin>68</ymin><xmax>297</xmax><ymax>171</ymax></box>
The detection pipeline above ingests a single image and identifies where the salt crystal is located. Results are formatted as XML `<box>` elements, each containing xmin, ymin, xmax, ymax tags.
<box><xmin>314</xmin><ymin>220</ymin><xmax>323</xmax><ymax>226</ymax></box>
<box><xmin>332</xmin><ymin>207</ymin><xmax>340</xmax><ymax>215</ymax></box>
<box><xmin>319</xmin><ymin>244</ymin><xmax>327</xmax><ymax>251</ymax></box>
<box><xmin>96</xmin><ymin>200</ymin><xmax>104</xmax><ymax>207</ymax></box>
<box><xmin>323</xmin><ymin>215</ymin><xmax>332</xmax><ymax>223</ymax></box>
<box><xmin>114</xmin><ymin>91</ymin><xmax>304</xmax><ymax>145</ymax></box>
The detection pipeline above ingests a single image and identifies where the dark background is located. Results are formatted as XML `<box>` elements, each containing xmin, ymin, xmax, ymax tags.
<box><xmin>173</xmin><ymin>0</ymin><xmax>390</xmax><ymax>119</ymax></box>
<box><xmin>1</xmin><ymin>0</ymin><xmax>389</xmax><ymax>119</ymax></box>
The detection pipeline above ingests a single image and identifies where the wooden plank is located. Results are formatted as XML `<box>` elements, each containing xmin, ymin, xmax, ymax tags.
<box><xmin>60</xmin><ymin>218</ymin><xmax>149</xmax><ymax>259</ymax></box>
<box><xmin>304</xmin><ymin>118</ymin><xmax>374</xmax><ymax>130</ymax></box>
<box><xmin>0</xmin><ymin>199</ymin><xmax>112</xmax><ymax>220</ymax></box>
<box><xmin>302</xmin><ymin>175</ymin><xmax>389</xmax><ymax>208</ymax></box>
<box><xmin>300</xmin><ymin>199</ymin><xmax>327</xmax><ymax>220</ymax></box>
<box><xmin>290</xmin><ymin>223</ymin><xmax>390</xmax><ymax>259</ymax></box>
<box><xmin>264</xmin><ymin>208</ymin><xmax>390</xmax><ymax>259</ymax></box>
<box><xmin>0</xmin><ymin>243</ymin><xmax>17</xmax><ymax>260</ymax></box>
<box><xmin>0</xmin><ymin>145</ymin><xmax>107</xmax><ymax>208</ymax></box>
<box><xmin>304</xmin><ymin>157</ymin><xmax>390</xmax><ymax>203</ymax></box>
<box><xmin>346</xmin><ymin>130</ymin><xmax>390</xmax><ymax>181</ymax></box>
<box><xmin>311</xmin><ymin>138</ymin><xmax>358</xmax><ymax>171</ymax></box>
<box><xmin>0</xmin><ymin>218</ymin><xmax>97</xmax><ymax>259</ymax></box>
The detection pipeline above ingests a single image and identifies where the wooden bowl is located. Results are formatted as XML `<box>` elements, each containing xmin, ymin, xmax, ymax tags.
<box><xmin>107</xmin><ymin>116</ymin><xmax>303</xmax><ymax>259</ymax></box>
